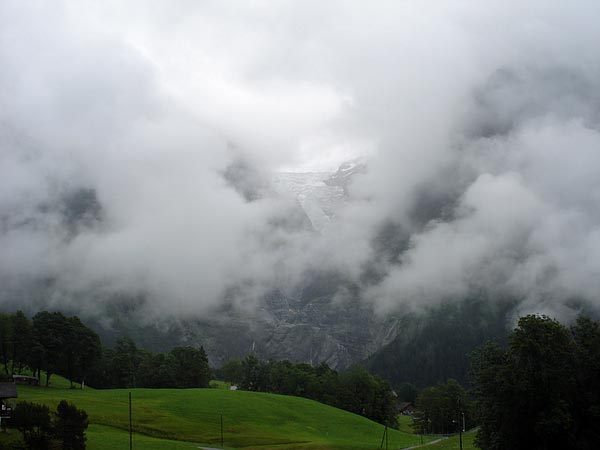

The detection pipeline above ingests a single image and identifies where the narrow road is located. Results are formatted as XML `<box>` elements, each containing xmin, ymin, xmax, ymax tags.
<box><xmin>400</xmin><ymin>437</ymin><xmax>448</xmax><ymax>450</ymax></box>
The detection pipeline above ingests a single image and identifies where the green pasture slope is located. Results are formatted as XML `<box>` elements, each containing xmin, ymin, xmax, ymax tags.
<box><xmin>15</xmin><ymin>379</ymin><xmax>435</xmax><ymax>450</ymax></box>
<box><xmin>419</xmin><ymin>431</ymin><xmax>479</xmax><ymax>450</ymax></box>
<box><xmin>394</xmin><ymin>415</ymin><xmax>479</xmax><ymax>450</ymax></box>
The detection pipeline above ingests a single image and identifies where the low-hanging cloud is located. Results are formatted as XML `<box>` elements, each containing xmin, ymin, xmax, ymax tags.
<box><xmin>1</xmin><ymin>0</ymin><xmax>600</xmax><ymax>321</ymax></box>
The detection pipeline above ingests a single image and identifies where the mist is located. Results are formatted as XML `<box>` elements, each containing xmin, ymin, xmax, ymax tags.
<box><xmin>2</xmin><ymin>0</ymin><xmax>600</xmax><ymax>322</ymax></box>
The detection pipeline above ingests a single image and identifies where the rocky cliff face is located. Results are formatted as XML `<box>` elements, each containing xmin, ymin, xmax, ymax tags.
<box><xmin>97</xmin><ymin>159</ymin><xmax>399</xmax><ymax>369</ymax></box>
<box><xmin>89</xmin><ymin>280</ymin><xmax>399</xmax><ymax>370</ymax></box>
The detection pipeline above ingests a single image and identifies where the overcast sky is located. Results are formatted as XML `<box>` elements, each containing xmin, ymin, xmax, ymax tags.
<box><xmin>2</xmin><ymin>0</ymin><xmax>600</xmax><ymax>319</ymax></box>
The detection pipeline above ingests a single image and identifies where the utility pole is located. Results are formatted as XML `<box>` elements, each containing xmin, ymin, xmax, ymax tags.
<box><xmin>386</xmin><ymin>424</ymin><xmax>388</xmax><ymax>450</ymax></box>
<box><xmin>380</xmin><ymin>425</ymin><xmax>388</xmax><ymax>449</ymax></box>
<box><xmin>129</xmin><ymin>392</ymin><xmax>133</xmax><ymax>450</ymax></box>
<box><xmin>460</xmin><ymin>411</ymin><xmax>465</xmax><ymax>450</ymax></box>
<box><xmin>220</xmin><ymin>414</ymin><xmax>224</xmax><ymax>447</ymax></box>
<box><xmin>459</xmin><ymin>412</ymin><xmax>463</xmax><ymax>450</ymax></box>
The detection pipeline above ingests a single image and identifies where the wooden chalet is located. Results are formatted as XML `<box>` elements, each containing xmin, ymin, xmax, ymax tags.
<box><xmin>397</xmin><ymin>401</ymin><xmax>415</xmax><ymax>415</ymax></box>
<box><xmin>12</xmin><ymin>374</ymin><xmax>40</xmax><ymax>386</ymax></box>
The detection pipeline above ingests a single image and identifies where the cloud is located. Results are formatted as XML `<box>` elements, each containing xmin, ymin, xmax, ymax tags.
<box><xmin>1</xmin><ymin>0</ymin><xmax>600</xmax><ymax>319</ymax></box>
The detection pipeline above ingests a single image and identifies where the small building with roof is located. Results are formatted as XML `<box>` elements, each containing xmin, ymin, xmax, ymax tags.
<box><xmin>0</xmin><ymin>382</ymin><xmax>17</xmax><ymax>420</ymax></box>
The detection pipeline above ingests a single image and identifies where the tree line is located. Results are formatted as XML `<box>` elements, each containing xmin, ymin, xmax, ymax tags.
<box><xmin>0</xmin><ymin>310</ymin><xmax>210</xmax><ymax>390</ymax></box>
<box><xmin>0</xmin><ymin>311</ymin><xmax>101</xmax><ymax>388</ymax></box>
<box><xmin>87</xmin><ymin>336</ymin><xmax>210</xmax><ymax>389</ymax></box>
<box><xmin>218</xmin><ymin>355</ymin><xmax>397</xmax><ymax>425</ymax></box>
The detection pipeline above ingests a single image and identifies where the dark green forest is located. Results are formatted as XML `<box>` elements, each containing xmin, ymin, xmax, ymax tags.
<box><xmin>367</xmin><ymin>298</ymin><xmax>515</xmax><ymax>387</ymax></box>
<box><xmin>0</xmin><ymin>311</ymin><xmax>211</xmax><ymax>390</ymax></box>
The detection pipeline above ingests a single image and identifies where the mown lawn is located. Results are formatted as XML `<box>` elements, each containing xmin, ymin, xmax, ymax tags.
<box><xmin>14</xmin><ymin>379</ymin><xmax>437</xmax><ymax>450</ymax></box>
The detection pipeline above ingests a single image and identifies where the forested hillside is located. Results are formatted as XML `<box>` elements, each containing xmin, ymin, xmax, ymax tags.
<box><xmin>367</xmin><ymin>298</ymin><xmax>514</xmax><ymax>387</ymax></box>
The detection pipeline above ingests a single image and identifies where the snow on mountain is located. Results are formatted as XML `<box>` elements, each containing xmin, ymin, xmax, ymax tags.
<box><xmin>273</xmin><ymin>159</ymin><xmax>367</xmax><ymax>232</ymax></box>
<box><xmin>323</xmin><ymin>157</ymin><xmax>368</xmax><ymax>194</ymax></box>
<box><xmin>273</xmin><ymin>171</ymin><xmax>345</xmax><ymax>232</ymax></box>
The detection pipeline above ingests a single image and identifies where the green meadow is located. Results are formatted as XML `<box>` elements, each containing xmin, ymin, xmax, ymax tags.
<box><xmin>13</xmin><ymin>376</ymin><xmax>438</xmax><ymax>450</ymax></box>
<box><xmin>418</xmin><ymin>431</ymin><xmax>479</xmax><ymax>450</ymax></box>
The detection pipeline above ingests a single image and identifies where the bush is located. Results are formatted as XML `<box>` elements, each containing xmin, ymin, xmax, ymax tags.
<box><xmin>8</xmin><ymin>400</ymin><xmax>88</xmax><ymax>450</ymax></box>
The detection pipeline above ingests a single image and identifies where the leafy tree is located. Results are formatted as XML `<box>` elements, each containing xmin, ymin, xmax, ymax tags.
<box><xmin>221</xmin><ymin>359</ymin><xmax>244</xmax><ymax>385</ymax></box>
<box><xmin>336</xmin><ymin>366</ymin><xmax>396</xmax><ymax>425</ymax></box>
<box><xmin>234</xmin><ymin>356</ymin><xmax>395</xmax><ymax>425</ymax></box>
<box><xmin>10</xmin><ymin>311</ymin><xmax>34</xmax><ymax>375</ymax></box>
<box><xmin>53</xmin><ymin>400</ymin><xmax>88</xmax><ymax>450</ymax></box>
<box><xmin>570</xmin><ymin>317</ymin><xmax>600</xmax><ymax>449</ymax></box>
<box><xmin>137</xmin><ymin>350</ymin><xmax>175</xmax><ymax>388</ymax></box>
<box><xmin>414</xmin><ymin>379</ymin><xmax>472</xmax><ymax>434</ymax></box>
<box><xmin>12</xmin><ymin>401</ymin><xmax>52</xmax><ymax>450</ymax></box>
<box><xmin>170</xmin><ymin>346</ymin><xmax>210</xmax><ymax>388</ymax></box>
<box><xmin>472</xmin><ymin>314</ymin><xmax>600</xmax><ymax>450</ymax></box>
<box><xmin>32</xmin><ymin>312</ymin><xmax>70</xmax><ymax>386</ymax></box>
<box><xmin>240</xmin><ymin>354</ymin><xmax>262</xmax><ymax>391</ymax></box>
<box><xmin>0</xmin><ymin>314</ymin><xmax>13</xmax><ymax>376</ymax></box>
<box><xmin>110</xmin><ymin>337</ymin><xmax>141</xmax><ymax>388</ymax></box>
<box><xmin>68</xmin><ymin>318</ymin><xmax>102</xmax><ymax>388</ymax></box>
<box><xmin>397</xmin><ymin>382</ymin><xmax>419</xmax><ymax>403</ymax></box>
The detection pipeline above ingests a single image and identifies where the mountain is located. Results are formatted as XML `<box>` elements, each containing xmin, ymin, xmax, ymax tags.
<box><xmin>366</xmin><ymin>298</ymin><xmax>514</xmax><ymax>387</ymax></box>
<box><xmin>273</xmin><ymin>157</ymin><xmax>367</xmax><ymax>232</ymax></box>
<box><xmin>94</xmin><ymin>273</ymin><xmax>400</xmax><ymax>370</ymax></box>
<box><xmin>0</xmin><ymin>158</ymin><xmax>519</xmax><ymax>383</ymax></box>
<box><xmin>273</xmin><ymin>172</ymin><xmax>344</xmax><ymax>232</ymax></box>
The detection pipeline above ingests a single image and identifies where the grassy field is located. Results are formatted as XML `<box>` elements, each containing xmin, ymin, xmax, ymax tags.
<box><xmin>397</xmin><ymin>414</ymin><xmax>415</xmax><ymax>434</ymax></box>
<box><xmin>417</xmin><ymin>431</ymin><xmax>479</xmax><ymax>450</ymax></box>
<box><xmin>13</xmin><ymin>378</ymin><xmax>438</xmax><ymax>450</ymax></box>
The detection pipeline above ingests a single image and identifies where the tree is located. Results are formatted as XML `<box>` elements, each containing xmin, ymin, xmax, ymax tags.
<box><xmin>68</xmin><ymin>318</ymin><xmax>102</xmax><ymax>388</ymax></box>
<box><xmin>10</xmin><ymin>311</ymin><xmax>34</xmax><ymax>375</ymax></box>
<box><xmin>32</xmin><ymin>312</ymin><xmax>70</xmax><ymax>387</ymax></box>
<box><xmin>241</xmin><ymin>354</ymin><xmax>262</xmax><ymax>391</ymax></box>
<box><xmin>338</xmin><ymin>366</ymin><xmax>397</xmax><ymax>425</ymax></box>
<box><xmin>169</xmin><ymin>346</ymin><xmax>211</xmax><ymax>388</ymax></box>
<box><xmin>570</xmin><ymin>317</ymin><xmax>600</xmax><ymax>449</ymax></box>
<box><xmin>397</xmin><ymin>382</ymin><xmax>418</xmax><ymax>403</ymax></box>
<box><xmin>12</xmin><ymin>401</ymin><xmax>52</xmax><ymax>450</ymax></box>
<box><xmin>471</xmin><ymin>314</ymin><xmax>600</xmax><ymax>450</ymax></box>
<box><xmin>414</xmin><ymin>379</ymin><xmax>472</xmax><ymax>434</ymax></box>
<box><xmin>137</xmin><ymin>350</ymin><xmax>175</xmax><ymax>388</ymax></box>
<box><xmin>221</xmin><ymin>359</ymin><xmax>244</xmax><ymax>385</ymax></box>
<box><xmin>0</xmin><ymin>314</ymin><xmax>13</xmax><ymax>376</ymax></box>
<box><xmin>110</xmin><ymin>337</ymin><xmax>141</xmax><ymax>388</ymax></box>
<box><xmin>53</xmin><ymin>400</ymin><xmax>88</xmax><ymax>450</ymax></box>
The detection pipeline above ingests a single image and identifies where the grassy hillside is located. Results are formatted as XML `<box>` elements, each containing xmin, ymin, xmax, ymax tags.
<box><xmin>15</xmin><ymin>381</ymin><xmax>436</xmax><ymax>450</ymax></box>
<box><xmin>419</xmin><ymin>431</ymin><xmax>479</xmax><ymax>450</ymax></box>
